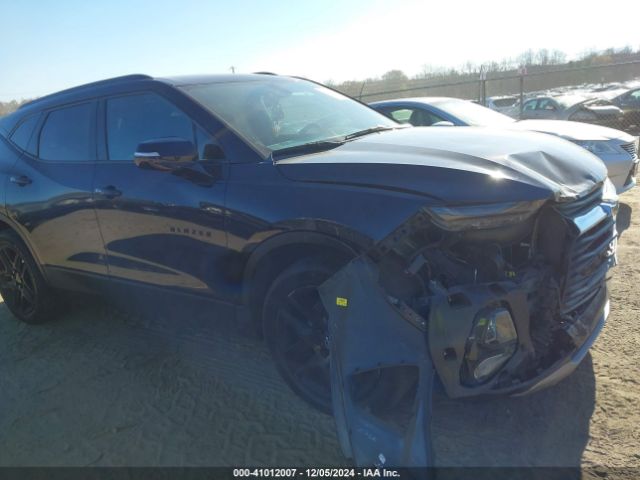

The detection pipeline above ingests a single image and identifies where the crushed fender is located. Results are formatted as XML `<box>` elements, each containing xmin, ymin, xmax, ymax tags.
<box><xmin>318</xmin><ymin>256</ymin><xmax>434</xmax><ymax>467</ymax></box>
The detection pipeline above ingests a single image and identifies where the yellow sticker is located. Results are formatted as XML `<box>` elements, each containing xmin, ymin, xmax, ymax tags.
<box><xmin>336</xmin><ymin>297</ymin><xmax>348</xmax><ymax>307</ymax></box>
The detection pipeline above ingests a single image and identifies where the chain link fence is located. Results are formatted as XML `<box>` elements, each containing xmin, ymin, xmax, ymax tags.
<box><xmin>334</xmin><ymin>60</ymin><xmax>640</xmax><ymax>136</ymax></box>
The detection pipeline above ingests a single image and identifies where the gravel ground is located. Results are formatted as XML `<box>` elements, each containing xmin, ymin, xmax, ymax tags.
<box><xmin>0</xmin><ymin>188</ymin><xmax>638</xmax><ymax>469</ymax></box>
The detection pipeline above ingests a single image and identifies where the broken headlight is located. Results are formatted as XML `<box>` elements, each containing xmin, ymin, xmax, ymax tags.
<box><xmin>461</xmin><ymin>306</ymin><xmax>518</xmax><ymax>385</ymax></box>
<box><xmin>426</xmin><ymin>200</ymin><xmax>545</xmax><ymax>231</ymax></box>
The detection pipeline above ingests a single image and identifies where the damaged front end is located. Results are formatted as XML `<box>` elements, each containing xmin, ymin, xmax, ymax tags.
<box><xmin>318</xmin><ymin>180</ymin><xmax>617</xmax><ymax>467</ymax></box>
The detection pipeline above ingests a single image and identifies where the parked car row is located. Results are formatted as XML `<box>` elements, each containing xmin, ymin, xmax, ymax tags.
<box><xmin>0</xmin><ymin>73</ymin><xmax>621</xmax><ymax>467</ymax></box>
<box><xmin>371</xmin><ymin>97</ymin><xmax>639</xmax><ymax>193</ymax></box>
<box><xmin>484</xmin><ymin>80</ymin><xmax>640</xmax><ymax>134</ymax></box>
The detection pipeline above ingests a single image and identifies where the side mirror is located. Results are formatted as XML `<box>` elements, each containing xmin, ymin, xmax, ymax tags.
<box><xmin>134</xmin><ymin>137</ymin><xmax>197</xmax><ymax>171</ymax></box>
<box><xmin>431</xmin><ymin>121</ymin><xmax>455</xmax><ymax>127</ymax></box>
<box><xmin>202</xmin><ymin>143</ymin><xmax>225</xmax><ymax>160</ymax></box>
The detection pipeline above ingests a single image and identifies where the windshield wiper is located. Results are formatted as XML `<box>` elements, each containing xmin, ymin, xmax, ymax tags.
<box><xmin>271</xmin><ymin>140</ymin><xmax>345</xmax><ymax>159</ymax></box>
<box><xmin>343</xmin><ymin>125</ymin><xmax>395</xmax><ymax>140</ymax></box>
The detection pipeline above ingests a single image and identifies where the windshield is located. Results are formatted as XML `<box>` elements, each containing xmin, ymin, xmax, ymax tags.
<box><xmin>180</xmin><ymin>77</ymin><xmax>397</xmax><ymax>155</ymax></box>
<box><xmin>432</xmin><ymin>99</ymin><xmax>516</xmax><ymax>126</ymax></box>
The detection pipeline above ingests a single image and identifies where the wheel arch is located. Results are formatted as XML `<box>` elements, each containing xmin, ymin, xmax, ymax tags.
<box><xmin>241</xmin><ymin>230</ymin><xmax>365</xmax><ymax>334</ymax></box>
<box><xmin>0</xmin><ymin>213</ymin><xmax>48</xmax><ymax>281</ymax></box>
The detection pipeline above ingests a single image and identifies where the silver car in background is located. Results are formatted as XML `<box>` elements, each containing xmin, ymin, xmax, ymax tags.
<box><xmin>486</xmin><ymin>95</ymin><xmax>520</xmax><ymax>117</ymax></box>
<box><xmin>520</xmin><ymin>95</ymin><xmax>623</xmax><ymax>127</ymax></box>
<box><xmin>370</xmin><ymin>97</ymin><xmax>639</xmax><ymax>193</ymax></box>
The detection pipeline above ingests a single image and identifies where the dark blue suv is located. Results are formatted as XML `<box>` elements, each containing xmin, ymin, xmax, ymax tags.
<box><xmin>0</xmin><ymin>73</ymin><xmax>618</xmax><ymax>466</ymax></box>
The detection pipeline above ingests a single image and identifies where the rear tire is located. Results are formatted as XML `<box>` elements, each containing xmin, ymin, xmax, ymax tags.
<box><xmin>0</xmin><ymin>230</ymin><xmax>58</xmax><ymax>324</ymax></box>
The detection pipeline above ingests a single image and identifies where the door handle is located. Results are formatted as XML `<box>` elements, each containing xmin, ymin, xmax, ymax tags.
<box><xmin>9</xmin><ymin>175</ymin><xmax>32</xmax><ymax>186</ymax></box>
<box><xmin>94</xmin><ymin>185</ymin><xmax>122</xmax><ymax>199</ymax></box>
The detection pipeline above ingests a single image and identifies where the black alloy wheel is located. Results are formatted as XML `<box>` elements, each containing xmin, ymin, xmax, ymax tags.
<box><xmin>0</xmin><ymin>231</ymin><xmax>57</xmax><ymax>324</ymax></box>
<box><xmin>0</xmin><ymin>243</ymin><xmax>38</xmax><ymax>318</ymax></box>
<box><xmin>263</xmin><ymin>256</ymin><xmax>346</xmax><ymax>413</ymax></box>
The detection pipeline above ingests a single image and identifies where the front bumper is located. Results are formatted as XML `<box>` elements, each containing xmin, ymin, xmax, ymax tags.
<box><xmin>319</xmin><ymin>184</ymin><xmax>616</xmax><ymax>467</ymax></box>
<box><xmin>428</xmin><ymin>279</ymin><xmax>610</xmax><ymax>399</ymax></box>
<box><xmin>321</xmin><ymin>254</ymin><xmax>611</xmax><ymax>467</ymax></box>
<box><xmin>512</xmin><ymin>298</ymin><xmax>608</xmax><ymax>396</ymax></box>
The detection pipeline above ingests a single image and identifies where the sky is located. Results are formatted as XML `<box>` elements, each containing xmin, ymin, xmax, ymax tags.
<box><xmin>1</xmin><ymin>0</ymin><xmax>639</xmax><ymax>101</ymax></box>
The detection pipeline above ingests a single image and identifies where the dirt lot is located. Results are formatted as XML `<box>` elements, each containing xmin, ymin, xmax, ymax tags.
<box><xmin>0</xmin><ymin>189</ymin><xmax>639</xmax><ymax>469</ymax></box>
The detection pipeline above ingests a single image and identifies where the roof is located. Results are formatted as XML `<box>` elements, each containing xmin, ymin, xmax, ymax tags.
<box><xmin>17</xmin><ymin>72</ymin><xmax>283</xmax><ymax>113</ymax></box>
<box><xmin>156</xmin><ymin>73</ymin><xmax>282</xmax><ymax>86</ymax></box>
<box><xmin>18</xmin><ymin>74</ymin><xmax>153</xmax><ymax>110</ymax></box>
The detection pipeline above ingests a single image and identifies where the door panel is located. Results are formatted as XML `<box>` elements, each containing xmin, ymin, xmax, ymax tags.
<box><xmin>521</xmin><ymin>99</ymin><xmax>540</xmax><ymax>119</ymax></box>
<box><xmin>535</xmin><ymin>98</ymin><xmax>559</xmax><ymax>119</ymax></box>
<box><xmin>5</xmin><ymin>102</ymin><xmax>107</xmax><ymax>285</ymax></box>
<box><xmin>92</xmin><ymin>163</ymin><xmax>228</xmax><ymax>297</ymax></box>
<box><xmin>93</xmin><ymin>92</ymin><xmax>229</xmax><ymax>299</ymax></box>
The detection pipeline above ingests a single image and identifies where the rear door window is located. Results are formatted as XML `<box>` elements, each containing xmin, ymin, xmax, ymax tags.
<box><xmin>10</xmin><ymin>114</ymin><xmax>40</xmax><ymax>155</ymax></box>
<box><xmin>106</xmin><ymin>93</ymin><xmax>195</xmax><ymax>161</ymax></box>
<box><xmin>39</xmin><ymin>103</ymin><xmax>96</xmax><ymax>161</ymax></box>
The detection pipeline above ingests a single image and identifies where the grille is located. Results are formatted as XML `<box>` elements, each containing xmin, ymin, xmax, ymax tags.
<box><xmin>554</xmin><ymin>184</ymin><xmax>616</xmax><ymax>314</ymax></box>
<box><xmin>620</xmin><ymin>141</ymin><xmax>637</xmax><ymax>158</ymax></box>
<box><xmin>554</xmin><ymin>185</ymin><xmax>603</xmax><ymax>216</ymax></box>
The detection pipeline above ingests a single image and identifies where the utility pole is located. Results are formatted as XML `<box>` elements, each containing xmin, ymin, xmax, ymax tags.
<box><xmin>518</xmin><ymin>64</ymin><xmax>527</xmax><ymax>118</ymax></box>
<box><xmin>479</xmin><ymin>66</ymin><xmax>487</xmax><ymax>106</ymax></box>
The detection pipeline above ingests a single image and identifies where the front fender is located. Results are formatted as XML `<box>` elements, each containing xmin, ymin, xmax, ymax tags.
<box><xmin>319</xmin><ymin>256</ymin><xmax>434</xmax><ymax>467</ymax></box>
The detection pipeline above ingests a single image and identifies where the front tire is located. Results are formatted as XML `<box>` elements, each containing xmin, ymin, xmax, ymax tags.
<box><xmin>262</xmin><ymin>256</ymin><xmax>341</xmax><ymax>413</ymax></box>
<box><xmin>0</xmin><ymin>230</ymin><xmax>58</xmax><ymax>324</ymax></box>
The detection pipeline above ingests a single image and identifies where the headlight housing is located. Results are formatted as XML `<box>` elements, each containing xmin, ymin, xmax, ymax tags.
<box><xmin>426</xmin><ymin>199</ymin><xmax>545</xmax><ymax>231</ymax></box>
<box><xmin>572</xmin><ymin>140</ymin><xmax>619</xmax><ymax>155</ymax></box>
<box><xmin>461</xmin><ymin>306</ymin><xmax>518</xmax><ymax>385</ymax></box>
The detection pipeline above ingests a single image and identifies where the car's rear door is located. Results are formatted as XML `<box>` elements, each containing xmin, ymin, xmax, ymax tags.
<box><xmin>92</xmin><ymin>90</ymin><xmax>230</xmax><ymax>300</ymax></box>
<box><xmin>5</xmin><ymin>101</ymin><xmax>108</xmax><ymax>290</ymax></box>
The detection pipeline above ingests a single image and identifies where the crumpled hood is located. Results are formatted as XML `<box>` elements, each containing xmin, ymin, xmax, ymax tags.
<box><xmin>276</xmin><ymin>127</ymin><xmax>607</xmax><ymax>204</ymax></box>
<box><xmin>510</xmin><ymin>119</ymin><xmax>635</xmax><ymax>142</ymax></box>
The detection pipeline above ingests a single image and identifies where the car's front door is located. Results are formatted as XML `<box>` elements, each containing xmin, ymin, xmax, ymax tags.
<box><xmin>5</xmin><ymin>101</ymin><xmax>109</xmax><ymax>290</ymax></box>
<box><xmin>521</xmin><ymin>99</ymin><xmax>539</xmax><ymax>119</ymax></box>
<box><xmin>534</xmin><ymin>98</ymin><xmax>559</xmax><ymax>119</ymax></box>
<box><xmin>92</xmin><ymin>91</ymin><xmax>230</xmax><ymax>300</ymax></box>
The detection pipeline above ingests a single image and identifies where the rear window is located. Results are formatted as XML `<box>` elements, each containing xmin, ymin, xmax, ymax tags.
<box><xmin>39</xmin><ymin>103</ymin><xmax>95</xmax><ymax>161</ymax></box>
<box><xmin>493</xmin><ymin>98</ymin><xmax>517</xmax><ymax>107</ymax></box>
<box><xmin>10</xmin><ymin>114</ymin><xmax>40</xmax><ymax>155</ymax></box>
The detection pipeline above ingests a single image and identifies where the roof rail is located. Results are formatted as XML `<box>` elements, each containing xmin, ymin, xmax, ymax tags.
<box><xmin>19</xmin><ymin>74</ymin><xmax>153</xmax><ymax>109</ymax></box>
<box><xmin>253</xmin><ymin>71</ymin><xmax>278</xmax><ymax>75</ymax></box>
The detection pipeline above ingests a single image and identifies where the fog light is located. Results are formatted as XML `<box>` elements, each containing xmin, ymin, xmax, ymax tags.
<box><xmin>461</xmin><ymin>307</ymin><xmax>518</xmax><ymax>385</ymax></box>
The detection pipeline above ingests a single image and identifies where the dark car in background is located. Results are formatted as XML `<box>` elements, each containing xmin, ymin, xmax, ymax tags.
<box><xmin>371</xmin><ymin>97</ymin><xmax>639</xmax><ymax>193</ymax></box>
<box><xmin>0</xmin><ymin>74</ymin><xmax>618</xmax><ymax>466</ymax></box>
<box><xmin>519</xmin><ymin>94</ymin><xmax>623</xmax><ymax>126</ymax></box>
<box><xmin>603</xmin><ymin>85</ymin><xmax>640</xmax><ymax>134</ymax></box>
